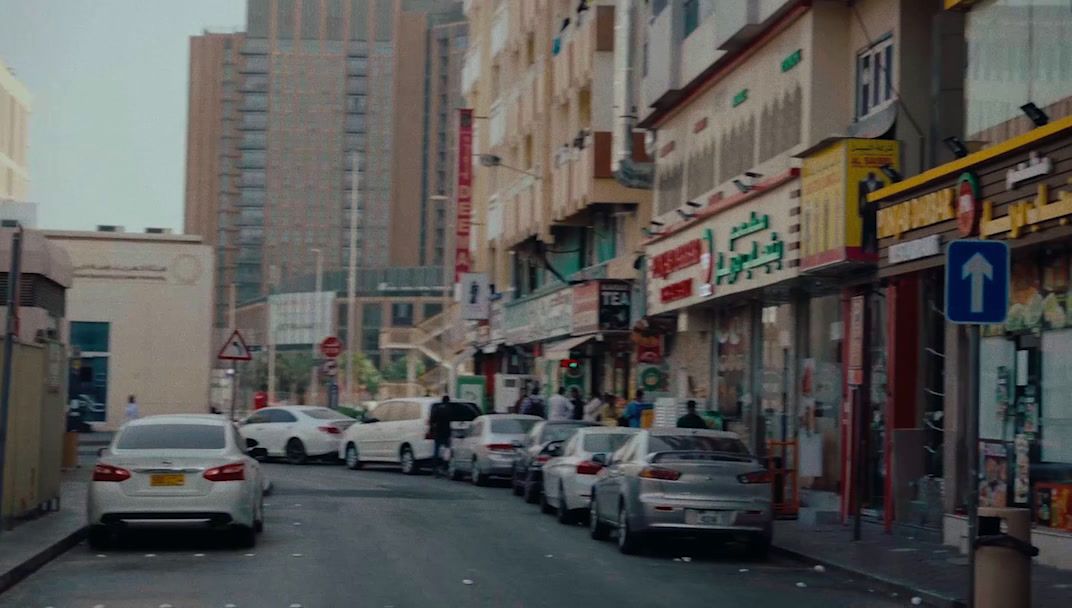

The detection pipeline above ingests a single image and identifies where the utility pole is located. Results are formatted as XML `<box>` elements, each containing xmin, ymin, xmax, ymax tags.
<box><xmin>345</xmin><ymin>152</ymin><xmax>360</xmax><ymax>400</ymax></box>
<box><xmin>310</xmin><ymin>248</ymin><xmax>323</xmax><ymax>405</ymax></box>
<box><xmin>966</xmin><ymin>324</ymin><xmax>980</xmax><ymax>608</ymax></box>
<box><xmin>228</xmin><ymin>284</ymin><xmax>238</xmax><ymax>420</ymax></box>
<box><xmin>267</xmin><ymin>299</ymin><xmax>276</xmax><ymax>404</ymax></box>
<box><xmin>0</xmin><ymin>224</ymin><xmax>24</xmax><ymax>533</ymax></box>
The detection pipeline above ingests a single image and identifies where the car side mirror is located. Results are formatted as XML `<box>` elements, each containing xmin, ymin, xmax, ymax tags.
<box><xmin>248</xmin><ymin>447</ymin><xmax>268</xmax><ymax>460</ymax></box>
<box><xmin>591</xmin><ymin>452</ymin><xmax>607</xmax><ymax>465</ymax></box>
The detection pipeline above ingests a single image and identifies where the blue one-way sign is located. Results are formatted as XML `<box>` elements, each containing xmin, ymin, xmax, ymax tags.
<box><xmin>945</xmin><ymin>240</ymin><xmax>1010</xmax><ymax>325</ymax></box>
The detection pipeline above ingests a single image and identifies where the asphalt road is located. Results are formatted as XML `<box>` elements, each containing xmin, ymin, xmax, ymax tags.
<box><xmin>1</xmin><ymin>461</ymin><xmax>908</xmax><ymax>608</ymax></box>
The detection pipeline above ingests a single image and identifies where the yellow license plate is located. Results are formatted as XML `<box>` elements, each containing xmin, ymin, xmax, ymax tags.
<box><xmin>150</xmin><ymin>473</ymin><xmax>185</xmax><ymax>487</ymax></box>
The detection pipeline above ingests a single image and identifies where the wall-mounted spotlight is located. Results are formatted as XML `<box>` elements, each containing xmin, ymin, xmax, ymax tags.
<box><xmin>943</xmin><ymin>136</ymin><xmax>968</xmax><ymax>159</ymax></box>
<box><xmin>879</xmin><ymin>164</ymin><xmax>903</xmax><ymax>183</ymax></box>
<box><xmin>1020</xmin><ymin>102</ymin><xmax>1049</xmax><ymax>127</ymax></box>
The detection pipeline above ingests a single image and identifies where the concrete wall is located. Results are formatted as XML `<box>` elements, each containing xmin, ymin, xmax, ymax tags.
<box><xmin>48</xmin><ymin>233</ymin><xmax>214</xmax><ymax>430</ymax></box>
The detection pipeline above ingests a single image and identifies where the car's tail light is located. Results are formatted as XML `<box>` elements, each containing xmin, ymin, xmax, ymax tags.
<box><xmin>576</xmin><ymin>461</ymin><xmax>603</xmax><ymax>475</ymax></box>
<box><xmin>318</xmin><ymin>425</ymin><xmax>341</xmax><ymax>435</ymax></box>
<box><xmin>203</xmin><ymin>462</ymin><xmax>246</xmax><ymax>482</ymax></box>
<box><xmin>639</xmin><ymin>466</ymin><xmax>682</xmax><ymax>481</ymax></box>
<box><xmin>535</xmin><ymin>454</ymin><xmax>551</xmax><ymax>464</ymax></box>
<box><xmin>92</xmin><ymin>464</ymin><xmax>130</xmax><ymax>482</ymax></box>
<box><xmin>738</xmin><ymin>470</ymin><xmax>772</xmax><ymax>484</ymax></box>
<box><xmin>486</xmin><ymin>443</ymin><xmax>515</xmax><ymax>452</ymax></box>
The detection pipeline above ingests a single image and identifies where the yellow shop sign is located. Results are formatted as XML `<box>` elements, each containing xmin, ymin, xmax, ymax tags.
<box><xmin>877</xmin><ymin>187</ymin><xmax>956</xmax><ymax>239</ymax></box>
<box><xmin>981</xmin><ymin>180</ymin><xmax>1072</xmax><ymax>239</ymax></box>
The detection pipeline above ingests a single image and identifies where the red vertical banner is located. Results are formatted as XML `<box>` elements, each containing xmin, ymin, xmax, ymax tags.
<box><xmin>455</xmin><ymin>109</ymin><xmax>474</xmax><ymax>282</ymax></box>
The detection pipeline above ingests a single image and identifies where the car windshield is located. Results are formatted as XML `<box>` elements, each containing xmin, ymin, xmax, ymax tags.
<box><xmin>301</xmin><ymin>408</ymin><xmax>350</xmax><ymax>420</ymax></box>
<box><xmin>541</xmin><ymin>423</ymin><xmax>588</xmax><ymax>443</ymax></box>
<box><xmin>647</xmin><ymin>435</ymin><xmax>750</xmax><ymax>456</ymax></box>
<box><xmin>582</xmin><ymin>433</ymin><xmax>634</xmax><ymax>453</ymax></box>
<box><xmin>115</xmin><ymin>424</ymin><xmax>226</xmax><ymax>450</ymax></box>
<box><xmin>490</xmin><ymin>418</ymin><xmax>538</xmax><ymax>434</ymax></box>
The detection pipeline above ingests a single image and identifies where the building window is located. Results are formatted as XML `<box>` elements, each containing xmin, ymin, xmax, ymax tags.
<box><xmin>856</xmin><ymin>35</ymin><xmax>894</xmax><ymax>120</ymax></box>
<box><xmin>70</xmin><ymin>321</ymin><xmax>110</xmax><ymax>353</ymax></box>
<box><xmin>423</xmin><ymin>303</ymin><xmax>443</xmax><ymax>319</ymax></box>
<box><xmin>684</xmin><ymin>0</ymin><xmax>700</xmax><ymax>37</ymax></box>
<box><xmin>391</xmin><ymin>302</ymin><xmax>414</xmax><ymax>327</ymax></box>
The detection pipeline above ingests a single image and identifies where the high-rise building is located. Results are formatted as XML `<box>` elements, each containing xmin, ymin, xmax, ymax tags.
<box><xmin>0</xmin><ymin>58</ymin><xmax>31</xmax><ymax>202</ymax></box>
<box><xmin>185</xmin><ymin>1</ymin><xmax>466</xmax><ymax>335</ymax></box>
<box><xmin>184</xmin><ymin>31</ymin><xmax>245</xmax><ymax>338</ymax></box>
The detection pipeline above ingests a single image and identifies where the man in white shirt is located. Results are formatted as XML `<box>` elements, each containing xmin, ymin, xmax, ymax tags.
<box><xmin>124</xmin><ymin>395</ymin><xmax>140</xmax><ymax>422</ymax></box>
<box><xmin>583</xmin><ymin>392</ymin><xmax>604</xmax><ymax>422</ymax></box>
<box><xmin>548</xmin><ymin>386</ymin><xmax>572</xmax><ymax>421</ymax></box>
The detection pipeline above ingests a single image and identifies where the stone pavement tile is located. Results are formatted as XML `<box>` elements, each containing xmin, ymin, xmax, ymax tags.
<box><xmin>774</xmin><ymin>520</ymin><xmax>1068</xmax><ymax>608</ymax></box>
<box><xmin>0</xmin><ymin>477</ymin><xmax>88</xmax><ymax>593</ymax></box>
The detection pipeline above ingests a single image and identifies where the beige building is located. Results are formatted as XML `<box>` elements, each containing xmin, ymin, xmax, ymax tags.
<box><xmin>0</xmin><ymin>58</ymin><xmax>31</xmax><ymax>202</ymax></box>
<box><xmin>46</xmin><ymin>229</ymin><xmax>215</xmax><ymax>430</ymax></box>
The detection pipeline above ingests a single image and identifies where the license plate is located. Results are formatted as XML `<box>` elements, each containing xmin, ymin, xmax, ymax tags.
<box><xmin>150</xmin><ymin>473</ymin><xmax>185</xmax><ymax>487</ymax></box>
<box><xmin>688</xmin><ymin>509</ymin><xmax>733</xmax><ymax>526</ymax></box>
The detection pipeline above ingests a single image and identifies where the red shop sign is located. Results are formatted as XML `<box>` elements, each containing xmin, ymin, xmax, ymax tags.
<box><xmin>652</xmin><ymin>239</ymin><xmax>702</xmax><ymax>279</ymax></box>
<box><xmin>660</xmin><ymin>278</ymin><xmax>694</xmax><ymax>303</ymax></box>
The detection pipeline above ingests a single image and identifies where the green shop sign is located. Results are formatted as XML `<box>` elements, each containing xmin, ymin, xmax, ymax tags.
<box><xmin>732</xmin><ymin>89</ymin><xmax>749</xmax><ymax>107</ymax></box>
<box><xmin>781</xmin><ymin>49</ymin><xmax>802</xmax><ymax>73</ymax></box>
<box><xmin>714</xmin><ymin>212</ymin><xmax>784</xmax><ymax>285</ymax></box>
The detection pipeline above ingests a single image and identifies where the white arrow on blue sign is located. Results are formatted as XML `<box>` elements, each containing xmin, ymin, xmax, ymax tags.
<box><xmin>945</xmin><ymin>240</ymin><xmax>1010</xmax><ymax>325</ymax></box>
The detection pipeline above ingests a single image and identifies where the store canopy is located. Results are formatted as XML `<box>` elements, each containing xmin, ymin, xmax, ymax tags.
<box><xmin>543</xmin><ymin>335</ymin><xmax>597</xmax><ymax>360</ymax></box>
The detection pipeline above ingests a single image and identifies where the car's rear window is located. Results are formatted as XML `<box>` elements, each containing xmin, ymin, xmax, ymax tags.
<box><xmin>542</xmin><ymin>423</ymin><xmax>588</xmax><ymax>443</ymax></box>
<box><xmin>583</xmin><ymin>433</ymin><xmax>634</xmax><ymax>453</ymax></box>
<box><xmin>490</xmin><ymin>418</ymin><xmax>538</xmax><ymax>434</ymax></box>
<box><xmin>301</xmin><ymin>408</ymin><xmax>350</xmax><ymax>420</ymax></box>
<box><xmin>116</xmin><ymin>424</ymin><xmax>226</xmax><ymax>450</ymax></box>
<box><xmin>453</xmin><ymin>402</ymin><xmax>481</xmax><ymax>421</ymax></box>
<box><xmin>647</xmin><ymin>435</ymin><xmax>749</xmax><ymax>455</ymax></box>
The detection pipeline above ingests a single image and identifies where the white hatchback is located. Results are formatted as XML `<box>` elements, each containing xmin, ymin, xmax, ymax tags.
<box><xmin>87</xmin><ymin>415</ymin><xmax>266</xmax><ymax>548</ymax></box>
<box><xmin>338</xmin><ymin>398</ymin><xmax>482</xmax><ymax>474</ymax></box>
<box><xmin>239</xmin><ymin>406</ymin><xmax>355</xmax><ymax>464</ymax></box>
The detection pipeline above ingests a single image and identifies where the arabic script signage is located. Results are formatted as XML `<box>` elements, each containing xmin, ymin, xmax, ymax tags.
<box><xmin>651</xmin><ymin>239</ymin><xmax>702</xmax><ymax>279</ymax></box>
<box><xmin>504</xmin><ymin>287</ymin><xmax>573</xmax><ymax>344</ymax></box>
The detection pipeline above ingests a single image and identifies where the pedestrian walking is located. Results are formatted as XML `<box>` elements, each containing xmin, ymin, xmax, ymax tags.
<box><xmin>520</xmin><ymin>386</ymin><xmax>546</xmax><ymax>418</ymax></box>
<box><xmin>428</xmin><ymin>395</ymin><xmax>454</xmax><ymax>477</ymax></box>
<box><xmin>548</xmin><ymin>386</ymin><xmax>572</xmax><ymax>421</ymax></box>
<box><xmin>569</xmin><ymin>386</ymin><xmax>585</xmax><ymax>420</ymax></box>
<box><xmin>124</xmin><ymin>395</ymin><xmax>140</xmax><ymax>423</ymax></box>
<box><xmin>583</xmin><ymin>391</ymin><xmax>604</xmax><ymax>422</ymax></box>
<box><xmin>624</xmin><ymin>389</ymin><xmax>652</xmax><ymax>428</ymax></box>
<box><xmin>600</xmin><ymin>394</ymin><xmax>622</xmax><ymax>426</ymax></box>
<box><xmin>676</xmin><ymin>400</ymin><xmax>707</xmax><ymax>429</ymax></box>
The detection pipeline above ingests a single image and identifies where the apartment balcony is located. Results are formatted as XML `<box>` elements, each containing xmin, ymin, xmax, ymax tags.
<box><xmin>571</xmin><ymin>5</ymin><xmax>614</xmax><ymax>91</ymax></box>
<box><xmin>517</xmin><ymin>66</ymin><xmax>545</xmax><ymax>134</ymax></box>
<box><xmin>501</xmin><ymin>176</ymin><xmax>541</xmax><ymax>247</ymax></box>
<box><xmin>378</xmin><ymin>308</ymin><xmax>455</xmax><ymax>366</ymax></box>
<box><xmin>556</xmin><ymin>131</ymin><xmax>640</xmax><ymax>219</ymax></box>
<box><xmin>462</xmin><ymin>46</ymin><xmax>481</xmax><ymax>97</ymax></box>
<box><xmin>490</xmin><ymin>4</ymin><xmax>508</xmax><ymax>58</ymax></box>
<box><xmin>551</xmin><ymin>151</ymin><xmax>574</xmax><ymax>221</ymax></box>
<box><xmin>505</xmin><ymin>92</ymin><xmax>521</xmax><ymax>146</ymax></box>
<box><xmin>551</xmin><ymin>37</ymin><xmax>572</xmax><ymax>104</ymax></box>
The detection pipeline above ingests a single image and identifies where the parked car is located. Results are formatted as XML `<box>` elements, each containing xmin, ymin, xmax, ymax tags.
<box><xmin>239</xmin><ymin>406</ymin><xmax>355</xmax><ymax>465</ymax></box>
<box><xmin>540</xmin><ymin>427</ymin><xmax>639</xmax><ymax>523</ymax></box>
<box><xmin>448</xmin><ymin>414</ymin><xmax>541</xmax><ymax>485</ymax></box>
<box><xmin>588</xmin><ymin>428</ymin><xmax>773</xmax><ymax>556</ymax></box>
<box><xmin>87</xmin><ymin>414</ymin><xmax>267</xmax><ymax>549</ymax></box>
<box><xmin>339</xmin><ymin>398</ymin><xmax>482</xmax><ymax>474</ymax></box>
<box><xmin>512</xmin><ymin>420</ymin><xmax>598</xmax><ymax>502</ymax></box>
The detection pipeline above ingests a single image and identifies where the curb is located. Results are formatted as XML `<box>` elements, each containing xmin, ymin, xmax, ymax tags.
<box><xmin>771</xmin><ymin>545</ymin><xmax>967</xmax><ymax>608</ymax></box>
<box><xmin>0</xmin><ymin>525</ymin><xmax>86</xmax><ymax>595</ymax></box>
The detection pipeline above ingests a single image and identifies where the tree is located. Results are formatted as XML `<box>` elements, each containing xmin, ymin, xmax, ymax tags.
<box><xmin>381</xmin><ymin>355</ymin><xmax>425</xmax><ymax>382</ymax></box>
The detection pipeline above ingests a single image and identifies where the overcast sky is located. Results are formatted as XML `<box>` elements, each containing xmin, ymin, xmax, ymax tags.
<box><xmin>0</xmin><ymin>0</ymin><xmax>245</xmax><ymax>232</ymax></box>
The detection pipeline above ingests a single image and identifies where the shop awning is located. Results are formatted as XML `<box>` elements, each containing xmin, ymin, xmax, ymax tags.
<box><xmin>543</xmin><ymin>335</ymin><xmax>597</xmax><ymax>360</ymax></box>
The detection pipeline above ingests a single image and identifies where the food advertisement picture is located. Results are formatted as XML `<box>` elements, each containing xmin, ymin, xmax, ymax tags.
<box><xmin>979</xmin><ymin>440</ymin><xmax>1009</xmax><ymax>508</ymax></box>
<box><xmin>1035</xmin><ymin>483</ymin><xmax>1072</xmax><ymax>531</ymax></box>
<box><xmin>990</xmin><ymin>250</ymin><xmax>1071</xmax><ymax>335</ymax></box>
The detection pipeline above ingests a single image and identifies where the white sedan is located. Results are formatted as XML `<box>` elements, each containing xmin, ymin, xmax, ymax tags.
<box><xmin>87</xmin><ymin>414</ymin><xmax>267</xmax><ymax>548</ymax></box>
<box><xmin>541</xmin><ymin>426</ymin><xmax>639</xmax><ymax>523</ymax></box>
<box><xmin>239</xmin><ymin>406</ymin><xmax>355</xmax><ymax>464</ymax></box>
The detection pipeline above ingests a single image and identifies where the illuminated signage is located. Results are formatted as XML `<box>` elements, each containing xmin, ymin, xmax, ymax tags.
<box><xmin>981</xmin><ymin>182</ymin><xmax>1072</xmax><ymax>239</ymax></box>
<box><xmin>660</xmin><ymin>279</ymin><xmax>693</xmax><ymax>303</ymax></box>
<box><xmin>877</xmin><ymin>187</ymin><xmax>956</xmax><ymax>239</ymax></box>
<box><xmin>652</xmin><ymin>239</ymin><xmax>702</xmax><ymax>279</ymax></box>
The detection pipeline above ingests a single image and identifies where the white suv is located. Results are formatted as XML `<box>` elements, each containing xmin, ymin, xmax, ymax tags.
<box><xmin>338</xmin><ymin>398</ymin><xmax>481</xmax><ymax>474</ymax></box>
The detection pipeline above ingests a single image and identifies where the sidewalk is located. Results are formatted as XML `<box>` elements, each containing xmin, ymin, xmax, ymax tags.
<box><xmin>773</xmin><ymin>519</ymin><xmax>1069</xmax><ymax>608</ymax></box>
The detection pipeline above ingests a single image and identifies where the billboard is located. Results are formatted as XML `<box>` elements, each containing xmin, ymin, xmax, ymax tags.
<box><xmin>799</xmin><ymin>139</ymin><xmax>900</xmax><ymax>271</ymax></box>
<box><xmin>268</xmin><ymin>292</ymin><xmax>335</xmax><ymax>346</ymax></box>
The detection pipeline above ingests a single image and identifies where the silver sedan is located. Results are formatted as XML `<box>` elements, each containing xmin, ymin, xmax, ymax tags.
<box><xmin>589</xmin><ymin>428</ymin><xmax>773</xmax><ymax>556</ymax></box>
<box><xmin>448</xmin><ymin>414</ymin><xmax>541</xmax><ymax>485</ymax></box>
<box><xmin>87</xmin><ymin>414</ymin><xmax>267</xmax><ymax>549</ymax></box>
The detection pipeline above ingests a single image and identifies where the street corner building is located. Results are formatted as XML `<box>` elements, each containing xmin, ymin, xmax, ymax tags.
<box><xmin>867</xmin><ymin>115</ymin><xmax>1072</xmax><ymax>570</ymax></box>
<box><xmin>46</xmin><ymin>228</ymin><xmax>214</xmax><ymax>431</ymax></box>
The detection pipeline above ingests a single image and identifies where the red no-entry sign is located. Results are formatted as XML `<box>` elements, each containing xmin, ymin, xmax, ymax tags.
<box><xmin>320</xmin><ymin>336</ymin><xmax>343</xmax><ymax>359</ymax></box>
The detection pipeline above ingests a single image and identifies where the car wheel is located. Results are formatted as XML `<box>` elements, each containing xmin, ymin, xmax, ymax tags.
<box><xmin>400</xmin><ymin>445</ymin><xmax>418</xmax><ymax>475</ymax></box>
<box><xmin>617</xmin><ymin>502</ymin><xmax>643</xmax><ymax>555</ymax></box>
<box><xmin>447</xmin><ymin>457</ymin><xmax>463</xmax><ymax>481</ymax></box>
<box><xmin>285</xmin><ymin>438</ymin><xmax>307</xmax><ymax>465</ymax></box>
<box><xmin>233</xmin><ymin>525</ymin><xmax>257</xmax><ymax>548</ymax></box>
<box><xmin>540</xmin><ymin>488</ymin><xmax>555</xmax><ymax>515</ymax></box>
<box><xmin>471</xmin><ymin>458</ymin><xmax>488</xmax><ymax>486</ymax></box>
<box><xmin>253</xmin><ymin>497</ymin><xmax>264</xmax><ymax>533</ymax></box>
<box><xmin>344</xmin><ymin>443</ymin><xmax>363</xmax><ymax>470</ymax></box>
<box><xmin>523</xmin><ymin>473</ymin><xmax>540</xmax><ymax>504</ymax></box>
<box><xmin>589</xmin><ymin>496</ymin><xmax>610</xmax><ymax>540</ymax></box>
<box><xmin>748</xmin><ymin>534</ymin><xmax>771</xmax><ymax>560</ymax></box>
<box><xmin>511</xmin><ymin>469</ymin><xmax>524</xmax><ymax>496</ymax></box>
<box><xmin>556</xmin><ymin>485</ymin><xmax>574</xmax><ymax>525</ymax></box>
<box><xmin>87</xmin><ymin>525</ymin><xmax>111</xmax><ymax>550</ymax></box>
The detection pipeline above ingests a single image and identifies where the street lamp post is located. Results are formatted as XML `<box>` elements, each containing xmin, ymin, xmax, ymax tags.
<box><xmin>309</xmin><ymin>248</ymin><xmax>323</xmax><ymax>404</ymax></box>
<box><xmin>344</xmin><ymin>152</ymin><xmax>360</xmax><ymax>401</ymax></box>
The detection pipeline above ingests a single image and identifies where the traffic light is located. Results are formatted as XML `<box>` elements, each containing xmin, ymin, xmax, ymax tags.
<box><xmin>560</xmin><ymin>358</ymin><xmax>580</xmax><ymax>369</ymax></box>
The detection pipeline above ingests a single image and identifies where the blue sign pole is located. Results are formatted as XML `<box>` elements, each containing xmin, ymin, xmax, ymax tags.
<box><xmin>328</xmin><ymin>382</ymin><xmax>339</xmax><ymax>409</ymax></box>
<box><xmin>945</xmin><ymin>239</ymin><xmax>1009</xmax><ymax>608</ymax></box>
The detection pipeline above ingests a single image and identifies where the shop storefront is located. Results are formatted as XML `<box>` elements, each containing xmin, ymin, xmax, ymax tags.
<box><xmin>503</xmin><ymin>285</ymin><xmax>574</xmax><ymax>394</ymax></box>
<box><xmin>566</xmin><ymin>280</ymin><xmax>633</xmax><ymax>399</ymax></box>
<box><xmin>799</xmin><ymin>138</ymin><xmax>903</xmax><ymax>522</ymax></box>
<box><xmin>871</xmin><ymin>117</ymin><xmax>1072</xmax><ymax>567</ymax></box>
<box><xmin>645</xmin><ymin>171</ymin><xmax>801</xmax><ymax>451</ymax></box>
